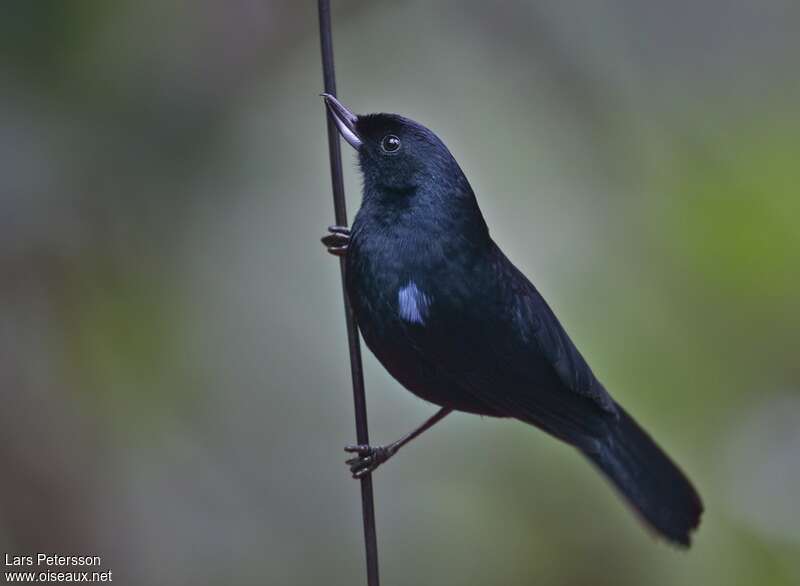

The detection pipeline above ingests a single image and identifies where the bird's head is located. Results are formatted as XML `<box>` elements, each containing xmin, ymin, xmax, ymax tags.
<box><xmin>323</xmin><ymin>94</ymin><xmax>466</xmax><ymax>194</ymax></box>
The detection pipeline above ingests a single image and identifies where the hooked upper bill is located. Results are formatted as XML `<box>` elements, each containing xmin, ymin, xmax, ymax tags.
<box><xmin>322</xmin><ymin>93</ymin><xmax>362</xmax><ymax>149</ymax></box>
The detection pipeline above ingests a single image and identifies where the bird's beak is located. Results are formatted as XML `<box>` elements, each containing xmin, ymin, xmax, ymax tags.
<box><xmin>322</xmin><ymin>93</ymin><xmax>362</xmax><ymax>150</ymax></box>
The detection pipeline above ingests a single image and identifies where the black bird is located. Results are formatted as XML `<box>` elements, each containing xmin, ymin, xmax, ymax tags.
<box><xmin>321</xmin><ymin>94</ymin><xmax>703</xmax><ymax>546</ymax></box>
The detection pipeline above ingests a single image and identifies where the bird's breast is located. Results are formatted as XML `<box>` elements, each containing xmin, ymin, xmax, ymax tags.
<box><xmin>345</xmin><ymin>230</ymin><xmax>433</xmax><ymax>332</ymax></box>
<box><xmin>345</xmin><ymin>214</ymin><xmax>489</xmax><ymax>326</ymax></box>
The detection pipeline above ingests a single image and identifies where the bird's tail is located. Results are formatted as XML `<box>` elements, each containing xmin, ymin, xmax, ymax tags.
<box><xmin>581</xmin><ymin>405</ymin><xmax>703</xmax><ymax>546</ymax></box>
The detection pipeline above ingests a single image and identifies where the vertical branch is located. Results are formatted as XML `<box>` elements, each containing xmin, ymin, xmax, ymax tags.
<box><xmin>317</xmin><ymin>2</ymin><xmax>380</xmax><ymax>585</ymax></box>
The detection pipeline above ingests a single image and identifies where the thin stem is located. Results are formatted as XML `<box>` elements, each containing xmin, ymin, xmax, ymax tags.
<box><xmin>317</xmin><ymin>2</ymin><xmax>380</xmax><ymax>586</ymax></box>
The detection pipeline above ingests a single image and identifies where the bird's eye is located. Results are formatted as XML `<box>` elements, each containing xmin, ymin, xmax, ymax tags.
<box><xmin>380</xmin><ymin>134</ymin><xmax>401</xmax><ymax>153</ymax></box>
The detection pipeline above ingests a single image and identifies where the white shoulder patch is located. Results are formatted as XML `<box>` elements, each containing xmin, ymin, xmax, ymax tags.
<box><xmin>398</xmin><ymin>282</ymin><xmax>431</xmax><ymax>325</ymax></box>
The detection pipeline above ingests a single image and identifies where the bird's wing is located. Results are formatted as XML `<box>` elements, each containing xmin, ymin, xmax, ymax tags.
<box><xmin>497</xmin><ymin>246</ymin><xmax>617</xmax><ymax>415</ymax></box>
<box><xmin>402</xmin><ymin>243</ymin><xmax>617</xmax><ymax>443</ymax></box>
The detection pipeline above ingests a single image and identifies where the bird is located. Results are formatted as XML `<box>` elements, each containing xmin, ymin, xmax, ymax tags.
<box><xmin>321</xmin><ymin>93</ymin><xmax>703</xmax><ymax>547</ymax></box>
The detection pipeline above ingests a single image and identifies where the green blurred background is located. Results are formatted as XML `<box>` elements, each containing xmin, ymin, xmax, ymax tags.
<box><xmin>1</xmin><ymin>1</ymin><xmax>798</xmax><ymax>584</ymax></box>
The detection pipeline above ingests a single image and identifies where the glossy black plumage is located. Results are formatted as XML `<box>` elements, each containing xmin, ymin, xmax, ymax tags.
<box><xmin>324</xmin><ymin>96</ymin><xmax>703</xmax><ymax>546</ymax></box>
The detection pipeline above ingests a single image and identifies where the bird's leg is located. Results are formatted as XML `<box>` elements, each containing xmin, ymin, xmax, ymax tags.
<box><xmin>321</xmin><ymin>225</ymin><xmax>350</xmax><ymax>256</ymax></box>
<box><xmin>345</xmin><ymin>407</ymin><xmax>452</xmax><ymax>479</ymax></box>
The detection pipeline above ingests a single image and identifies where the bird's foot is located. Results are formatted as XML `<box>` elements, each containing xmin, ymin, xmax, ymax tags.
<box><xmin>321</xmin><ymin>225</ymin><xmax>350</xmax><ymax>257</ymax></box>
<box><xmin>344</xmin><ymin>444</ymin><xmax>397</xmax><ymax>479</ymax></box>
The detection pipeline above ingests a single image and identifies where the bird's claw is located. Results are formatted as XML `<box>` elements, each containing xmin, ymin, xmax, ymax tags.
<box><xmin>321</xmin><ymin>225</ymin><xmax>350</xmax><ymax>256</ymax></box>
<box><xmin>344</xmin><ymin>444</ymin><xmax>396</xmax><ymax>479</ymax></box>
